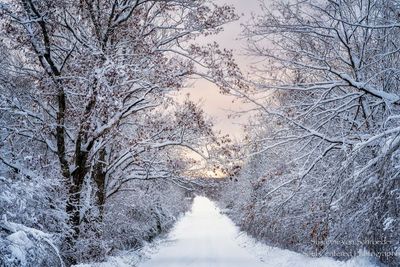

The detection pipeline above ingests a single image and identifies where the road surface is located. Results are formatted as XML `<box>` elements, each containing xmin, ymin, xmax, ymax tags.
<box><xmin>139</xmin><ymin>196</ymin><xmax>267</xmax><ymax>267</ymax></box>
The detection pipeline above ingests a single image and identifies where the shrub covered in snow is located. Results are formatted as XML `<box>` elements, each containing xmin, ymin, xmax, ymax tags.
<box><xmin>0</xmin><ymin>219</ymin><xmax>64</xmax><ymax>267</ymax></box>
<box><xmin>71</xmin><ymin>179</ymin><xmax>192</xmax><ymax>264</ymax></box>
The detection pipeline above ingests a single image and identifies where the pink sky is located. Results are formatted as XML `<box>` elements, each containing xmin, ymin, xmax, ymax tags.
<box><xmin>177</xmin><ymin>0</ymin><xmax>263</xmax><ymax>140</ymax></box>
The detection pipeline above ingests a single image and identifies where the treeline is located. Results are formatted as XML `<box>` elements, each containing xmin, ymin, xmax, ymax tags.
<box><xmin>221</xmin><ymin>0</ymin><xmax>399</xmax><ymax>266</ymax></box>
<box><xmin>0</xmin><ymin>0</ymin><xmax>240</xmax><ymax>266</ymax></box>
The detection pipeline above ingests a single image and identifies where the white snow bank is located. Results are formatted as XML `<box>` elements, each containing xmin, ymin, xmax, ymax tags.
<box><xmin>6</xmin><ymin>231</ymin><xmax>34</xmax><ymax>266</ymax></box>
<box><xmin>1</xmin><ymin>216</ymin><xmax>64</xmax><ymax>267</ymax></box>
<box><xmin>236</xmin><ymin>232</ymin><xmax>380</xmax><ymax>267</ymax></box>
<box><xmin>73</xmin><ymin>254</ymin><xmax>140</xmax><ymax>267</ymax></box>
<box><xmin>73</xmin><ymin>239</ymin><xmax>162</xmax><ymax>267</ymax></box>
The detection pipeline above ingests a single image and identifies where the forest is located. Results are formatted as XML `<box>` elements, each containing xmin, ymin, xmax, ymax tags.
<box><xmin>0</xmin><ymin>0</ymin><xmax>399</xmax><ymax>266</ymax></box>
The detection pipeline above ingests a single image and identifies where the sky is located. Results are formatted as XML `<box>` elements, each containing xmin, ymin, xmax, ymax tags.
<box><xmin>177</xmin><ymin>0</ymin><xmax>263</xmax><ymax>140</ymax></box>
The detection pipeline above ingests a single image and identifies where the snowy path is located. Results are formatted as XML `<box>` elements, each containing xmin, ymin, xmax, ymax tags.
<box><xmin>138</xmin><ymin>196</ymin><xmax>377</xmax><ymax>267</ymax></box>
<box><xmin>139</xmin><ymin>196</ymin><xmax>266</xmax><ymax>267</ymax></box>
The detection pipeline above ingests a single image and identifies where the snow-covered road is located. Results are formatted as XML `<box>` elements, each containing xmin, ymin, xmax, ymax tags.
<box><xmin>138</xmin><ymin>196</ymin><xmax>377</xmax><ymax>267</ymax></box>
<box><xmin>139</xmin><ymin>196</ymin><xmax>266</xmax><ymax>267</ymax></box>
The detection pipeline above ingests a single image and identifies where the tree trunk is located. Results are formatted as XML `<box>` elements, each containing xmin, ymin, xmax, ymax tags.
<box><xmin>93</xmin><ymin>148</ymin><xmax>107</xmax><ymax>222</ymax></box>
<box><xmin>64</xmin><ymin>139</ymin><xmax>90</xmax><ymax>264</ymax></box>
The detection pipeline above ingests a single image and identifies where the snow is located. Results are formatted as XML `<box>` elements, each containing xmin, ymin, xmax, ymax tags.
<box><xmin>73</xmin><ymin>254</ymin><xmax>141</xmax><ymax>267</ymax></box>
<box><xmin>383</xmin><ymin>218</ymin><xmax>395</xmax><ymax>231</ymax></box>
<box><xmin>139</xmin><ymin>196</ymin><xmax>266</xmax><ymax>267</ymax></box>
<box><xmin>6</xmin><ymin>231</ymin><xmax>33</xmax><ymax>266</ymax></box>
<box><xmin>2</xmin><ymin>217</ymin><xmax>65</xmax><ymax>267</ymax></box>
<box><xmin>235</xmin><ymin>234</ymin><xmax>380</xmax><ymax>267</ymax></box>
<box><xmin>72</xmin><ymin>236</ymin><xmax>160</xmax><ymax>267</ymax></box>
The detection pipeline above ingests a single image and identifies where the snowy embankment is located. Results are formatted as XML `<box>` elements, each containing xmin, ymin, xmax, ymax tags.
<box><xmin>75</xmin><ymin>196</ymin><xmax>381</xmax><ymax>267</ymax></box>
<box><xmin>235</xmin><ymin>230</ymin><xmax>381</xmax><ymax>267</ymax></box>
<box><xmin>1</xmin><ymin>217</ymin><xmax>64</xmax><ymax>267</ymax></box>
